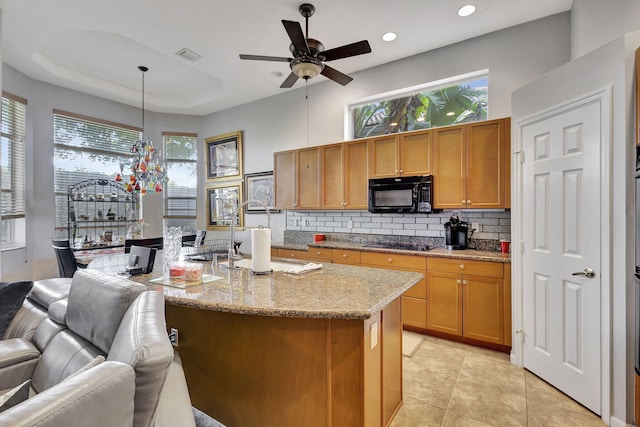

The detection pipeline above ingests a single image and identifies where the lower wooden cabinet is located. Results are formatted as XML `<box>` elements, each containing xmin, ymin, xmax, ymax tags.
<box><xmin>276</xmin><ymin>248</ymin><xmax>311</xmax><ymax>260</ymax></box>
<box><xmin>361</xmin><ymin>252</ymin><xmax>427</xmax><ymax>329</ymax></box>
<box><xmin>332</xmin><ymin>249</ymin><xmax>361</xmax><ymax>265</ymax></box>
<box><xmin>426</xmin><ymin>257</ymin><xmax>506</xmax><ymax>345</ymax></box>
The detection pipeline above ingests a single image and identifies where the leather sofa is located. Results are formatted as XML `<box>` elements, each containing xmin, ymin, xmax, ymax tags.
<box><xmin>0</xmin><ymin>269</ymin><xmax>196</xmax><ymax>427</ymax></box>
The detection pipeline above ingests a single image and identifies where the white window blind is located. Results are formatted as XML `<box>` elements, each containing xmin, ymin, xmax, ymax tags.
<box><xmin>163</xmin><ymin>133</ymin><xmax>197</xmax><ymax>232</ymax></box>
<box><xmin>53</xmin><ymin>110</ymin><xmax>141</xmax><ymax>235</ymax></box>
<box><xmin>1</xmin><ymin>92</ymin><xmax>27</xmax><ymax>221</ymax></box>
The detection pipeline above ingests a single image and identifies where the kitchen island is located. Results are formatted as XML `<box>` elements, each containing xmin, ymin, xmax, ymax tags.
<box><xmin>91</xmin><ymin>255</ymin><xmax>422</xmax><ymax>427</ymax></box>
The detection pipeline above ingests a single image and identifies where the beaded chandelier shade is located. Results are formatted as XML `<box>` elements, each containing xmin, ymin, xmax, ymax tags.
<box><xmin>115</xmin><ymin>66</ymin><xmax>168</xmax><ymax>194</ymax></box>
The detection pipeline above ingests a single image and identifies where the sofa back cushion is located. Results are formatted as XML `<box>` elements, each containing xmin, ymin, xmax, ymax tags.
<box><xmin>66</xmin><ymin>269</ymin><xmax>145</xmax><ymax>354</ymax></box>
<box><xmin>108</xmin><ymin>291</ymin><xmax>173</xmax><ymax>427</ymax></box>
<box><xmin>0</xmin><ymin>281</ymin><xmax>34</xmax><ymax>339</ymax></box>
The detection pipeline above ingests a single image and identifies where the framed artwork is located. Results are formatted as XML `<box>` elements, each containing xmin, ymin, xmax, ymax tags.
<box><xmin>244</xmin><ymin>171</ymin><xmax>279</xmax><ymax>213</ymax></box>
<box><xmin>205</xmin><ymin>131</ymin><xmax>243</xmax><ymax>181</ymax></box>
<box><xmin>206</xmin><ymin>184</ymin><xmax>244</xmax><ymax>230</ymax></box>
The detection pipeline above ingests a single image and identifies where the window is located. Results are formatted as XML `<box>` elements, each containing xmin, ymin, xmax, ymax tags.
<box><xmin>1</xmin><ymin>92</ymin><xmax>27</xmax><ymax>248</ymax></box>
<box><xmin>163</xmin><ymin>133</ymin><xmax>197</xmax><ymax>233</ymax></box>
<box><xmin>53</xmin><ymin>111</ymin><xmax>141</xmax><ymax>239</ymax></box>
<box><xmin>348</xmin><ymin>72</ymin><xmax>488</xmax><ymax>139</ymax></box>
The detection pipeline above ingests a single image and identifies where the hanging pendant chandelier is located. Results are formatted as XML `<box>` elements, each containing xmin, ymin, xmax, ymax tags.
<box><xmin>115</xmin><ymin>65</ymin><xmax>168</xmax><ymax>195</ymax></box>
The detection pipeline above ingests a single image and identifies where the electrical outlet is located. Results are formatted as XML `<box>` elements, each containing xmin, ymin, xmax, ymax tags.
<box><xmin>347</xmin><ymin>220</ymin><xmax>353</xmax><ymax>229</ymax></box>
<box><xmin>471</xmin><ymin>222</ymin><xmax>480</xmax><ymax>232</ymax></box>
<box><xmin>370</xmin><ymin>322</ymin><xmax>378</xmax><ymax>350</ymax></box>
<box><xmin>169</xmin><ymin>328</ymin><xmax>178</xmax><ymax>347</ymax></box>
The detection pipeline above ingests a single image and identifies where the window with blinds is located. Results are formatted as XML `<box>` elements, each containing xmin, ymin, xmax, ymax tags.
<box><xmin>53</xmin><ymin>111</ymin><xmax>141</xmax><ymax>236</ymax></box>
<box><xmin>163</xmin><ymin>133</ymin><xmax>197</xmax><ymax>233</ymax></box>
<box><xmin>1</xmin><ymin>92</ymin><xmax>27</xmax><ymax>246</ymax></box>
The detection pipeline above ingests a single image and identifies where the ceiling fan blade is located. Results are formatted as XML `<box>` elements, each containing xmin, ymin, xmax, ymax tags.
<box><xmin>321</xmin><ymin>65</ymin><xmax>353</xmax><ymax>86</ymax></box>
<box><xmin>280</xmin><ymin>72</ymin><xmax>299</xmax><ymax>88</ymax></box>
<box><xmin>282</xmin><ymin>20</ymin><xmax>309</xmax><ymax>54</ymax></box>
<box><xmin>239</xmin><ymin>54</ymin><xmax>291</xmax><ymax>62</ymax></box>
<box><xmin>322</xmin><ymin>40</ymin><xmax>372</xmax><ymax>61</ymax></box>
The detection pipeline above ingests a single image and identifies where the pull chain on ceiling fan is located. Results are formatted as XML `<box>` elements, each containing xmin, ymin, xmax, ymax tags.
<box><xmin>239</xmin><ymin>3</ymin><xmax>372</xmax><ymax>88</ymax></box>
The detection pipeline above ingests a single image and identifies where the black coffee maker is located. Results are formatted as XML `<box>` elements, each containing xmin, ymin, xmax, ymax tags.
<box><xmin>444</xmin><ymin>211</ymin><xmax>469</xmax><ymax>250</ymax></box>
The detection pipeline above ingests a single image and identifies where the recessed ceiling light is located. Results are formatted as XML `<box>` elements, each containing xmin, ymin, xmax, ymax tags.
<box><xmin>271</xmin><ymin>71</ymin><xmax>283</xmax><ymax>78</ymax></box>
<box><xmin>457</xmin><ymin>4</ymin><xmax>476</xmax><ymax>17</ymax></box>
<box><xmin>446</xmin><ymin>111</ymin><xmax>456</xmax><ymax>116</ymax></box>
<box><xmin>381</xmin><ymin>32</ymin><xmax>397</xmax><ymax>42</ymax></box>
<box><xmin>175</xmin><ymin>48</ymin><xmax>201</xmax><ymax>62</ymax></box>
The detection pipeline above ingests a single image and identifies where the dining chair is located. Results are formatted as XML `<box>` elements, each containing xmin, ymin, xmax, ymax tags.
<box><xmin>51</xmin><ymin>239</ymin><xmax>82</xmax><ymax>278</ymax></box>
<box><xmin>124</xmin><ymin>237</ymin><xmax>164</xmax><ymax>254</ymax></box>
<box><xmin>182</xmin><ymin>230</ymin><xmax>206</xmax><ymax>247</ymax></box>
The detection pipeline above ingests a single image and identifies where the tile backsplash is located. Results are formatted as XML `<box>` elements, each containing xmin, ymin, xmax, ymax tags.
<box><xmin>284</xmin><ymin>210</ymin><xmax>511</xmax><ymax>252</ymax></box>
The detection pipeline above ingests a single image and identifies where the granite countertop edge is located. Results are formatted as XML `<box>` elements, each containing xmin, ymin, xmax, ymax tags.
<box><xmin>272</xmin><ymin>241</ymin><xmax>511</xmax><ymax>263</ymax></box>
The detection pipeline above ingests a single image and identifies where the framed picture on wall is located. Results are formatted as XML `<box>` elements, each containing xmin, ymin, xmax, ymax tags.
<box><xmin>244</xmin><ymin>171</ymin><xmax>279</xmax><ymax>213</ymax></box>
<box><xmin>205</xmin><ymin>131</ymin><xmax>243</xmax><ymax>181</ymax></box>
<box><xmin>206</xmin><ymin>184</ymin><xmax>243</xmax><ymax>230</ymax></box>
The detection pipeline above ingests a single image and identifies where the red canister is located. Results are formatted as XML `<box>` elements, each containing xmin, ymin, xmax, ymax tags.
<box><xmin>314</xmin><ymin>234</ymin><xmax>326</xmax><ymax>243</ymax></box>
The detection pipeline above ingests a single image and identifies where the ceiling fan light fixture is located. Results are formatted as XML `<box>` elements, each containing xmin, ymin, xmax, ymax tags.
<box><xmin>291</xmin><ymin>57</ymin><xmax>323</xmax><ymax>79</ymax></box>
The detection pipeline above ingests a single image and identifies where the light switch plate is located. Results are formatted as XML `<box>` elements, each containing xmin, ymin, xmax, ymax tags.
<box><xmin>370</xmin><ymin>322</ymin><xmax>378</xmax><ymax>350</ymax></box>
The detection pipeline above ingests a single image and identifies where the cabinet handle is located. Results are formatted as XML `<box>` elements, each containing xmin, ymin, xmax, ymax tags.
<box><xmin>467</xmin><ymin>200</ymin><xmax>471</xmax><ymax>204</ymax></box>
<box><xmin>462</xmin><ymin>280</ymin><xmax>468</xmax><ymax>285</ymax></box>
<box><xmin>461</xmin><ymin>200</ymin><xmax>466</xmax><ymax>204</ymax></box>
<box><xmin>388</xmin><ymin>258</ymin><xmax>393</xmax><ymax>263</ymax></box>
<box><xmin>316</xmin><ymin>251</ymin><xmax>321</xmax><ymax>255</ymax></box>
<box><xmin>399</xmin><ymin>169</ymin><xmax>404</xmax><ymax>173</ymax></box>
<box><xmin>459</xmin><ymin>264</ymin><xmax>465</xmax><ymax>270</ymax></box>
<box><xmin>456</xmin><ymin>279</ymin><xmax>462</xmax><ymax>284</ymax></box>
<box><xmin>395</xmin><ymin>170</ymin><xmax>399</xmax><ymax>174</ymax></box>
<box><xmin>291</xmin><ymin>253</ymin><xmax>296</xmax><ymax>258</ymax></box>
<box><xmin>343</xmin><ymin>254</ymin><xmax>348</xmax><ymax>258</ymax></box>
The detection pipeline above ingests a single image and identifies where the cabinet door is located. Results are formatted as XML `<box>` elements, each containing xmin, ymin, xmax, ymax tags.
<box><xmin>433</xmin><ymin>126</ymin><xmax>466</xmax><ymax>209</ymax></box>
<box><xmin>426</xmin><ymin>271</ymin><xmax>462</xmax><ymax>336</ymax></box>
<box><xmin>332</xmin><ymin>249</ymin><xmax>361</xmax><ymax>265</ymax></box>
<box><xmin>399</xmin><ymin>130</ymin><xmax>432</xmax><ymax>176</ymax></box>
<box><xmin>466</xmin><ymin>119</ymin><xmax>507</xmax><ymax>208</ymax></box>
<box><xmin>321</xmin><ymin>144</ymin><xmax>344</xmax><ymax>209</ymax></box>
<box><xmin>368</xmin><ymin>135</ymin><xmax>398</xmax><ymax>178</ymax></box>
<box><xmin>276</xmin><ymin>248</ymin><xmax>310</xmax><ymax>260</ymax></box>
<box><xmin>462</xmin><ymin>274</ymin><xmax>504</xmax><ymax>344</ymax></box>
<box><xmin>343</xmin><ymin>140</ymin><xmax>369</xmax><ymax>209</ymax></box>
<box><xmin>296</xmin><ymin>148</ymin><xmax>320</xmax><ymax>209</ymax></box>
<box><xmin>274</xmin><ymin>151</ymin><xmax>295</xmax><ymax>209</ymax></box>
<box><xmin>402</xmin><ymin>296</ymin><xmax>427</xmax><ymax>330</ymax></box>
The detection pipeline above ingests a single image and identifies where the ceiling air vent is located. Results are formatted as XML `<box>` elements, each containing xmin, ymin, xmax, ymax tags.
<box><xmin>175</xmin><ymin>48</ymin><xmax>201</xmax><ymax>62</ymax></box>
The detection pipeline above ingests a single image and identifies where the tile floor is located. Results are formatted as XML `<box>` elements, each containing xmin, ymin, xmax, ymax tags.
<box><xmin>392</xmin><ymin>333</ymin><xmax>606</xmax><ymax>427</ymax></box>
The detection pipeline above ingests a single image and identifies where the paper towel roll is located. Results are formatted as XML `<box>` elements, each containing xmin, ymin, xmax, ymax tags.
<box><xmin>251</xmin><ymin>227</ymin><xmax>271</xmax><ymax>273</ymax></box>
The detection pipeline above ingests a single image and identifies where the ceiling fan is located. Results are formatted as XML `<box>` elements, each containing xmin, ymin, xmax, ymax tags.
<box><xmin>239</xmin><ymin>3</ymin><xmax>372</xmax><ymax>88</ymax></box>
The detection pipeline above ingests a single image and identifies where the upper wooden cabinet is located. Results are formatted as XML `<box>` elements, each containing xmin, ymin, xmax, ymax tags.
<box><xmin>321</xmin><ymin>140</ymin><xmax>368</xmax><ymax>210</ymax></box>
<box><xmin>433</xmin><ymin>118</ymin><xmax>510</xmax><ymax>209</ymax></box>
<box><xmin>368</xmin><ymin>130</ymin><xmax>433</xmax><ymax>178</ymax></box>
<box><xmin>273</xmin><ymin>148</ymin><xmax>320</xmax><ymax>210</ymax></box>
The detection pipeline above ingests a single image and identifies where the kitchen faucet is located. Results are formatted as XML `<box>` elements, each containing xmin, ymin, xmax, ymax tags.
<box><xmin>227</xmin><ymin>197</ymin><xmax>271</xmax><ymax>269</ymax></box>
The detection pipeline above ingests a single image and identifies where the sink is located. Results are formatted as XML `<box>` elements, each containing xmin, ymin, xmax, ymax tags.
<box><xmin>220</xmin><ymin>258</ymin><xmax>302</xmax><ymax>272</ymax></box>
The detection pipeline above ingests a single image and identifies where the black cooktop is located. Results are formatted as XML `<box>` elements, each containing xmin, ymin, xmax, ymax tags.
<box><xmin>366</xmin><ymin>242</ymin><xmax>430</xmax><ymax>251</ymax></box>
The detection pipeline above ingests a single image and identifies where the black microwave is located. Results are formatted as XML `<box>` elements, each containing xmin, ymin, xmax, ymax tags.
<box><xmin>368</xmin><ymin>175</ymin><xmax>434</xmax><ymax>213</ymax></box>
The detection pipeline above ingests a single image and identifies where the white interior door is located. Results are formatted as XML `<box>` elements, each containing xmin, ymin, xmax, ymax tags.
<box><xmin>521</xmin><ymin>99</ymin><xmax>602</xmax><ymax>414</ymax></box>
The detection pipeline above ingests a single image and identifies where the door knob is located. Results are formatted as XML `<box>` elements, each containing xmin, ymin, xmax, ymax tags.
<box><xmin>571</xmin><ymin>268</ymin><xmax>595</xmax><ymax>278</ymax></box>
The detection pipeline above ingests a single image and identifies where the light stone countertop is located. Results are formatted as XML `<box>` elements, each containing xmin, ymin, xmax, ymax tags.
<box><xmin>90</xmin><ymin>253</ymin><xmax>423</xmax><ymax>320</ymax></box>
<box><xmin>272</xmin><ymin>241</ymin><xmax>511</xmax><ymax>263</ymax></box>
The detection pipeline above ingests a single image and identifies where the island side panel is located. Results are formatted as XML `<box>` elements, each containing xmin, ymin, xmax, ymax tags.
<box><xmin>166</xmin><ymin>305</ymin><xmax>331</xmax><ymax>427</ymax></box>
<box><xmin>382</xmin><ymin>297</ymin><xmax>403</xmax><ymax>425</ymax></box>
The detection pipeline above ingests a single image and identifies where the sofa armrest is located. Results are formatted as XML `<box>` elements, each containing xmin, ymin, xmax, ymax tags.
<box><xmin>0</xmin><ymin>338</ymin><xmax>39</xmax><ymax>390</ymax></box>
<box><xmin>0</xmin><ymin>361</ymin><xmax>135</xmax><ymax>427</ymax></box>
<box><xmin>154</xmin><ymin>352</ymin><xmax>196</xmax><ymax>427</ymax></box>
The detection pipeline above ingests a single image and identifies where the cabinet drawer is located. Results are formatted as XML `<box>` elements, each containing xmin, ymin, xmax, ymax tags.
<box><xmin>276</xmin><ymin>248</ymin><xmax>309</xmax><ymax>260</ymax></box>
<box><xmin>427</xmin><ymin>257</ymin><xmax>503</xmax><ymax>278</ymax></box>
<box><xmin>306</xmin><ymin>247</ymin><xmax>333</xmax><ymax>261</ymax></box>
<box><xmin>404</xmin><ymin>278</ymin><xmax>426</xmax><ymax>299</ymax></box>
<box><xmin>331</xmin><ymin>249</ymin><xmax>361</xmax><ymax>265</ymax></box>
<box><xmin>361</xmin><ymin>252</ymin><xmax>426</xmax><ymax>270</ymax></box>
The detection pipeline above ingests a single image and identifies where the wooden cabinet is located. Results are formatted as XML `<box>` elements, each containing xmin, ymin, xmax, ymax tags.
<box><xmin>306</xmin><ymin>247</ymin><xmax>333</xmax><ymax>262</ymax></box>
<box><xmin>361</xmin><ymin>252</ymin><xmax>427</xmax><ymax>329</ymax></box>
<box><xmin>321</xmin><ymin>140</ymin><xmax>368</xmax><ymax>209</ymax></box>
<box><xmin>433</xmin><ymin>118</ymin><xmax>510</xmax><ymax>209</ymax></box>
<box><xmin>368</xmin><ymin>130</ymin><xmax>432</xmax><ymax>178</ymax></box>
<box><xmin>273</xmin><ymin>148</ymin><xmax>320</xmax><ymax>209</ymax></box>
<box><xmin>426</xmin><ymin>257</ymin><xmax>506</xmax><ymax>345</ymax></box>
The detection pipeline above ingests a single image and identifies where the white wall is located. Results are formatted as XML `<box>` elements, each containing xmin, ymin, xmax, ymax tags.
<box><xmin>512</xmin><ymin>32</ymin><xmax>640</xmax><ymax>425</ymax></box>
<box><xmin>201</xmin><ymin>13</ymin><xmax>571</xmax><ymax>250</ymax></box>
<box><xmin>571</xmin><ymin>0</ymin><xmax>640</xmax><ymax>59</ymax></box>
